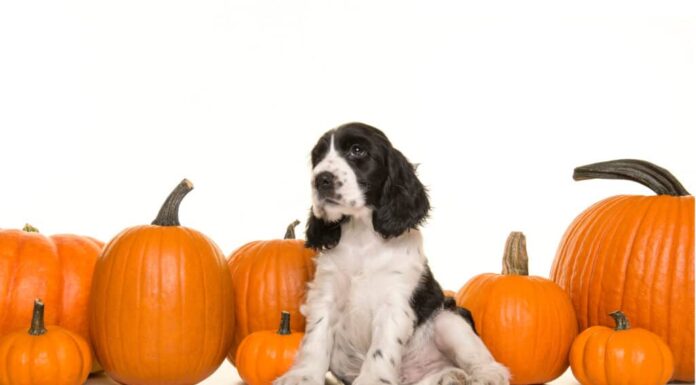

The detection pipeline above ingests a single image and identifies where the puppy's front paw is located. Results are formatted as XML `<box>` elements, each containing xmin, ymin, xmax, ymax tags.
<box><xmin>467</xmin><ymin>362</ymin><xmax>509</xmax><ymax>385</ymax></box>
<box><xmin>274</xmin><ymin>371</ymin><xmax>324</xmax><ymax>385</ymax></box>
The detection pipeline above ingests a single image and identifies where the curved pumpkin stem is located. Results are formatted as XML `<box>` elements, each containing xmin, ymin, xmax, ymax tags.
<box><xmin>278</xmin><ymin>311</ymin><xmax>292</xmax><ymax>335</ymax></box>
<box><xmin>284</xmin><ymin>220</ymin><xmax>301</xmax><ymax>240</ymax></box>
<box><xmin>22</xmin><ymin>224</ymin><xmax>40</xmax><ymax>233</ymax></box>
<box><xmin>502</xmin><ymin>232</ymin><xmax>529</xmax><ymax>276</ymax></box>
<box><xmin>573</xmin><ymin>159</ymin><xmax>690</xmax><ymax>196</ymax></box>
<box><xmin>609</xmin><ymin>311</ymin><xmax>631</xmax><ymax>331</ymax></box>
<box><xmin>28</xmin><ymin>298</ymin><xmax>47</xmax><ymax>336</ymax></box>
<box><xmin>152</xmin><ymin>179</ymin><xmax>193</xmax><ymax>226</ymax></box>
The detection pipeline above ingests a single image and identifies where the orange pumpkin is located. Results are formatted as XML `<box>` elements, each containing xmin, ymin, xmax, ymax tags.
<box><xmin>550</xmin><ymin>159</ymin><xmax>694</xmax><ymax>381</ymax></box>
<box><xmin>236</xmin><ymin>311</ymin><xmax>303</xmax><ymax>385</ymax></box>
<box><xmin>0</xmin><ymin>224</ymin><xmax>102</xmax><ymax>371</ymax></box>
<box><xmin>227</xmin><ymin>220</ymin><xmax>316</xmax><ymax>364</ymax></box>
<box><xmin>89</xmin><ymin>179</ymin><xmax>234</xmax><ymax>385</ymax></box>
<box><xmin>570</xmin><ymin>311</ymin><xmax>674</xmax><ymax>385</ymax></box>
<box><xmin>0</xmin><ymin>299</ymin><xmax>92</xmax><ymax>385</ymax></box>
<box><xmin>456</xmin><ymin>232</ymin><xmax>578</xmax><ymax>385</ymax></box>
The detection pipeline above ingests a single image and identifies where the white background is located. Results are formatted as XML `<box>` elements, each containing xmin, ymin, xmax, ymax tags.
<box><xmin>1</xmin><ymin>1</ymin><xmax>695</xmax><ymax>384</ymax></box>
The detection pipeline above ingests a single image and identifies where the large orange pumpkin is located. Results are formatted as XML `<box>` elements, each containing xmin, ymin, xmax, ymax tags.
<box><xmin>0</xmin><ymin>299</ymin><xmax>92</xmax><ymax>385</ymax></box>
<box><xmin>550</xmin><ymin>159</ymin><xmax>694</xmax><ymax>381</ymax></box>
<box><xmin>89</xmin><ymin>179</ymin><xmax>234</xmax><ymax>385</ymax></box>
<box><xmin>227</xmin><ymin>220</ymin><xmax>316</xmax><ymax>364</ymax></box>
<box><xmin>236</xmin><ymin>311</ymin><xmax>304</xmax><ymax>385</ymax></box>
<box><xmin>570</xmin><ymin>311</ymin><xmax>674</xmax><ymax>385</ymax></box>
<box><xmin>456</xmin><ymin>232</ymin><xmax>578</xmax><ymax>385</ymax></box>
<box><xmin>0</xmin><ymin>224</ymin><xmax>102</xmax><ymax>371</ymax></box>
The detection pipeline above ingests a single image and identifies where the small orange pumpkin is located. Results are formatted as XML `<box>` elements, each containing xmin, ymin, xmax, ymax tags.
<box><xmin>227</xmin><ymin>220</ymin><xmax>316</xmax><ymax>364</ymax></box>
<box><xmin>551</xmin><ymin>159</ymin><xmax>693</xmax><ymax>381</ymax></box>
<box><xmin>0</xmin><ymin>224</ymin><xmax>103</xmax><ymax>371</ymax></box>
<box><xmin>570</xmin><ymin>311</ymin><xmax>674</xmax><ymax>385</ymax></box>
<box><xmin>456</xmin><ymin>232</ymin><xmax>578</xmax><ymax>385</ymax></box>
<box><xmin>89</xmin><ymin>179</ymin><xmax>234</xmax><ymax>385</ymax></box>
<box><xmin>236</xmin><ymin>311</ymin><xmax>303</xmax><ymax>385</ymax></box>
<box><xmin>0</xmin><ymin>299</ymin><xmax>92</xmax><ymax>385</ymax></box>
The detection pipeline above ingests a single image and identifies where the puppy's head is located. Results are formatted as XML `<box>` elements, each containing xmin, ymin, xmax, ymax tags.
<box><xmin>305</xmin><ymin>122</ymin><xmax>429</xmax><ymax>250</ymax></box>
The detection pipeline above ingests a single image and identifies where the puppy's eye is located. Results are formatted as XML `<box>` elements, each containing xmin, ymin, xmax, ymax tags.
<box><xmin>348</xmin><ymin>144</ymin><xmax>367</xmax><ymax>159</ymax></box>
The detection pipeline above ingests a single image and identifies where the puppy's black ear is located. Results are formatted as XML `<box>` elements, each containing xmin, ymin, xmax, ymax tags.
<box><xmin>304</xmin><ymin>210</ymin><xmax>344</xmax><ymax>251</ymax></box>
<box><xmin>373</xmin><ymin>149</ymin><xmax>430</xmax><ymax>238</ymax></box>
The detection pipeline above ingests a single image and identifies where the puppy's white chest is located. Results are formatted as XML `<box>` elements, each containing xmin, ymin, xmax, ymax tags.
<box><xmin>326</xmin><ymin>241</ymin><xmax>425</xmax><ymax>381</ymax></box>
<box><xmin>330</xmin><ymin>270</ymin><xmax>394</xmax><ymax>378</ymax></box>
<box><xmin>332</xmin><ymin>268</ymin><xmax>386</xmax><ymax>346</ymax></box>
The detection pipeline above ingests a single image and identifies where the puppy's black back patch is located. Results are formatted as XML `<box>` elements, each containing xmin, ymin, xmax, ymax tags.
<box><xmin>409</xmin><ymin>265</ymin><xmax>445</xmax><ymax>327</ymax></box>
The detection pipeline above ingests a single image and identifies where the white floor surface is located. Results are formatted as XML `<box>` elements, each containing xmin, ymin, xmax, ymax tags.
<box><xmin>86</xmin><ymin>361</ymin><xmax>693</xmax><ymax>385</ymax></box>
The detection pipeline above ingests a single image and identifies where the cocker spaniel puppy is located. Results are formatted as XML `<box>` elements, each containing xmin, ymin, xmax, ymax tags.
<box><xmin>275</xmin><ymin>123</ymin><xmax>509</xmax><ymax>385</ymax></box>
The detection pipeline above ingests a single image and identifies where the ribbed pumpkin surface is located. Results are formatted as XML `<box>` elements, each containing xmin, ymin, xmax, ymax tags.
<box><xmin>458</xmin><ymin>274</ymin><xmax>577</xmax><ymax>384</ymax></box>
<box><xmin>0</xmin><ymin>325</ymin><xmax>92</xmax><ymax>385</ymax></box>
<box><xmin>0</xmin><ymin>228</ymin><xmax>102</xmax><ymax>363</ymax></box>
<box><xmin>0</xmin><ymin>300</ymin><xmax>92</xmax><ymax>385</ymax></box>
<box><xmin>235</xmin><ymin>313</ymin><xmax>303</xmax><ymax>385</ymax></box>
<box><xmin>457</xmin><ymin>232</ymin><xmax>578</xmax><ymax>385</ymax></box>
<box><xmin>551</xmin><ymin>194</ymin><xmax>694</xmax><ymax>380</ymax></box>
<box><xmin>569</xmin><ymin>312</ymin><xmax>674</xmax><ymax>385</ymax></box>
<box><xmin>90</xmin><ymin>226</ymin><xmax>234</xmax><ymax>385</ymax></box>
<box><xmin>236</xmin><ymin>331</ymin><xmax>303</xmax><ymax>385</ymax></box>
<box><xmin>227</xmin><ymin>238</ymin><xmax>315</xmax><ymax>364</ymax></box>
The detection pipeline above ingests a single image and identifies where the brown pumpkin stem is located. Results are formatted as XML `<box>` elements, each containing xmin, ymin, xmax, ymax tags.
<box><xmin>28</xmin><ymin>298</ymin><xmax>47</xmax><ymax>336</ymax></box>
<box><xmin>502</xmin><ymin>232</ymin><xmax>529</xmax><ymax>276</ymax></box>
<box><xmin>22</xmin><ymin>224</ymin><xmax>40</xmax><ymax>233</ymax></box>
<box><xmin>278</xmin><ymin>311</ymin><xmax>292</xmax><ymax>335</ymax></box>
<box><xmin>609</xmin><ymin>310</ymin><xmax>631</xmax><ymax>331</ymax></box>
<box><xmin>573</xmin><ymin>159</ymin><xmax>690</xmax><ymax>196</ymax></box>
<box><xmin>152</xmin><ymin>179</ymin><xmax>193</xmax><ymax>226</ymax></box>
<box><xmin>284</xmin><ymin>220</ymin><xmax>301</xmax><ymax>240</ymax></box>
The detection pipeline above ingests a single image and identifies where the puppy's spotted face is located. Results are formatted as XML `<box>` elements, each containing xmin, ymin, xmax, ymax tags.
<box><xmin>310</xmin><ymin>123</ymin><xmax>390</xmax><ymax>222</ymax></box>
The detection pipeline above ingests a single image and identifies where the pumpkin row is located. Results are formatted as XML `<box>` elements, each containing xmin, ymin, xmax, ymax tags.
<box><xmin>450</xmin><ymin>159</ymin><xmax>692</xmax><ymax>384</ymax></box>
<box><xmin>0</xmin><ymin>159</ymin><xmax>692</xmax><ymax>385</ymax></box>
<box><xmin>0</xmin><ymin>179</ymin><xmax>314</xmax><ymax>385</ymax></box>
<box><xmin>452</xmin><ymin>231</ymin><xmax>675</xmax><ymax>385</ymax></box>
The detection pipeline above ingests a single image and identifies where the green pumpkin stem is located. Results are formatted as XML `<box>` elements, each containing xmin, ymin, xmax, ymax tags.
<box><xmin>573</xmin><ymin>159</ymin><xmax>690</xmax><ymax>196</ymax></box>
<box><xmin>284</xmin><ymin>220</ymin><xmax>301</xmax><ymax>240</ymax></box>
<box><xmin>502</xmin><ymin>232</ymin><xmax>529</xmax><ymax>276</ymax></box>
<box><xmin>22</xmin><ymin>224</ymin><xmax>40</xmax><ymax>233</ymax></box>
<box><xmin>28</xmin><ymin>299</ymin><xmax>47</xmax><ymax>336</ymax></box>
<box><xmin>609</xmin><ymin>310</ymin><xmax>631</xmax><ymax>331</ymax></box>
<box><xmin>278</xmin><ymin>311</ymin><xmax>292</xmax><ymax>335</ymax></box>
<box><xmin>152</xmin><ymin>179</ymin><xmax>193</xmax><ymax>226</ymax></box>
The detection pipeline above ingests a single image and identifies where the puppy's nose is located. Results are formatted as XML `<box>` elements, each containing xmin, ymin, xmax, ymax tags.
<box><xmin>314</xmin><ymin>171</ymin><xmax>335</xmax><ymax>193</ymax></box>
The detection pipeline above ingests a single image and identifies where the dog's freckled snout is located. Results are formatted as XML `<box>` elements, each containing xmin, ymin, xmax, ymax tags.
<box><xmin>315</xmin><ymin>171</ymin><xmax>336</xmax><ymax>194</ymax></box>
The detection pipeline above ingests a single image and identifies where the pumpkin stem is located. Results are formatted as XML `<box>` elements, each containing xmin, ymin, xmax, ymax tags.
<box><xmin>284</xmin><ymin>220</ymin><xmax>301</xmax><ymax>240</ymax></box>
<box><xmin>278</xmin><ymin>311</ymin><xmax>292</xmax><ymax>335</ymax></box>
<box><xmin>573</xmin><ymin>159</ymin><xmax>690</xmax><ymax>196</ymax></box>
<box><xmin>22</xmin><ymin>224</ymin><xmax>40</xmax><ymax>233</ymax></box>
<box><xmin>28</xmin><ymin>298</ymin><xmax>47</xmax><ymax>336</ymax></box>
<box><xmin>502</xmin><ymin>232</ymin><xmax>529</xmax><ymax>276</ymax></box>
<box><xmin>152</xmin><ymin>179</ymin><xmax>193</xmax><ymax>226</ymax></box>
<box><xmin>609</xmin><ymin>310</ymin><xmax>631</xmax><ymax>331</ymax></box>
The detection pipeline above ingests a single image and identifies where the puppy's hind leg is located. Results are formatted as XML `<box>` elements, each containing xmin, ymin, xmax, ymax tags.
<box><xmin>433</xmin><ymin>311</ymin><xmax>509</xmax><ymax>385</ymax></box>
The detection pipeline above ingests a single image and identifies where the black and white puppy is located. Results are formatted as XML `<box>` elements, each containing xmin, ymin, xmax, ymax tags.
<box><xmin>275</xmin><ymin>123</ymin><xmax>509</xmax><ymax>385</ymax></box>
